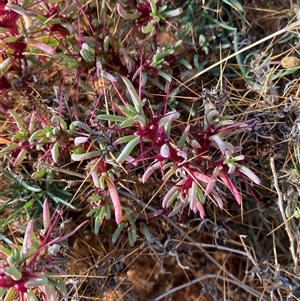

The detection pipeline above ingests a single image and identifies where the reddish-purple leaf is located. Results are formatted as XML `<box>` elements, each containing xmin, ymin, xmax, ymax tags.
<box><xmin>193</xmin><ymin>171</ymin><xmax>216</xmax><ymax>194</ymax></box>
<box><xmin>106</xmin><ymin>177</ymin><xmax>122</xmax><ymax>224</ymax></box>
<box><xmin>28</xmin><ymin>40</ymin><xmax>55</xmax><ymax>56</ymax></box>
<box><xmin>142</xmin><ymin>161</ymin><xmax>161</xmax><ymax>183</ymax></box>
<box><xmin>196</xmin><ymin>200</ymin><xmax>205</xmax><ymax>219</ymax></box>
<box><xmin>218</xmin><ymin>170</ymin><xmax>242</xmax><ymax>204</ymax></box>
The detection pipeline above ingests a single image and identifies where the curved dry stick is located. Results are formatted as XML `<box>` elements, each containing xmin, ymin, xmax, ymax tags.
<box><xmin>270</xmin><ymin>157</ymin><xmax>298</xmax><ymax>272</ymax></box>
<box><xmin>151</xmin><ymin>274</ymin><xmax>266</xmax><ymax>301</ymax></box>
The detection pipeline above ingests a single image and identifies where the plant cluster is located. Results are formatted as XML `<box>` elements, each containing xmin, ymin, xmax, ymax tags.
<box><xmin>0</xmin><ymin>0</ymin><xmax>260</xmax><ymax>243</ymax></box>
<box><xmin>2</xmin><ymin>0</ymin><xmax>300</xmax><ymax>300</ymax></box>
<box><xmin>0</xmin><ymin>199</ymin><xmax>87</xmax><ymax>301</ymax></box>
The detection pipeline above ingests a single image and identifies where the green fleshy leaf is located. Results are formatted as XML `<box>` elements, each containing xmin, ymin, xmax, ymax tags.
<box><xmin>142</xmin><ymin>22</ymin><xmax>153</xmax><ymax>34</ymax></box>
<box><xmin>140</xmin><ymin>224</ymin><xmax>152</xmax><ymax>242</ymax></box>
<box><xmin>121</xmin><ymin>77</ymin><xmax>143</xmax><ymax>115</ymax></box>
<box><xmin>117</xmin><ymin>4</ymin><xmax>139</xmax><ymax>19</ymax></box>
<box><xmin>9</xmin><ymin>110</ymin><xmax>27</xmax><ymax>132</ymax></box>
<box><xmin>47</xmin><ymin>192</ymin><xmax>76</xmax><ymax>210</ymax></box>
<box><xmin>4</xmin><ymin>267</ymin><xmax>22</xmax><ymax>281</ymax></box>
<box><xmin>51</xmin><ymin>142</ymin><xmax>59</xmax><ymax>164</ymax></box>
<box><xmin>116</xmin><ymin>136</ymin><xmax>140</xmax><ymax>164</ymax></box>
<box><xmin>112</xmin><ymin>223</ymin><xmax>126</xmax><ymax>244</ymax></box>
<box><xmin>0</xmin><ymin>143</ymin><xmax>19</xmax><ymax>158</ymax></box>
<box><xmin>24</xmin><ymin>273</ymin><xmax>48</xmax><ymax>288</ymax></box>
<box><xmin>97</xmin><ymin>114</ymin><xmax>126</xmax><ymax>122</ymax></box>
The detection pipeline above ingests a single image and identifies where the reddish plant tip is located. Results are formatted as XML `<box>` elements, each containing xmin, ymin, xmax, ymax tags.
<box><xmin>0</xmin><ymin>4</ymin><xmax>19</xmax><ymax>31</ymax></box>
<box><xmin>0</xmin><ymin>76</ymin><xmax>11</xmax><ymax>89</ymax></box>
<box><xmin>137</xmin><ymin>3</ymin><xmax>151</xmax><ymax>19</ymax></box>
<box><xmin>49</xmin><ymin>24</ymin><xmax>71</xmax><ymax>38</ymax></box>
<box><xmin>10</xmin><ymin>41</ymin><xmax>27</xmax><ymax>58</ymax></box>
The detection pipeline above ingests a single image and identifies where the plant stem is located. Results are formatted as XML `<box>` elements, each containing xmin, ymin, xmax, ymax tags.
<box><xmin>270</xmin><ymin>157</ymin><xmax>298</xmax><ymax>273</ymax></box>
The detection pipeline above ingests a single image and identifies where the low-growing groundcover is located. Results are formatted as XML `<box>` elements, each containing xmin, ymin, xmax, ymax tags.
<box><xmin>1</xmin><ymin>0</ymin><xmax>300</xmax><ymax>300</ymax></box>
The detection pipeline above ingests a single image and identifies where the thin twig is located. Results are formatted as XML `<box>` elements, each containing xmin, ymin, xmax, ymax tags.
<box><xmin>239</xmin><ymin>235</ymin><xmax>258</xmax><ymax>267</ymax></box>
<box><xmin>151</xmin><ymin>274</ymin><xmax>266</xmax><ymax>301</ymax></box>
<box><xmin>270</xmin><ymin>157</ymin><xmax>298</xmax><ymax>272</ymax></box>
<box><xmin>42</xmin><ymin>163</ymin><xmax>86</xmax><ymax>179</ymax></box>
